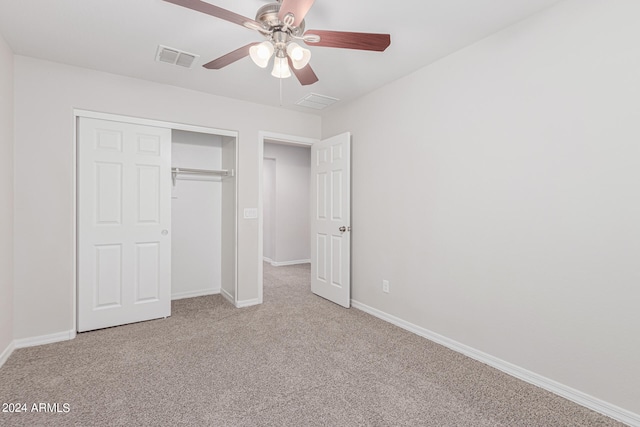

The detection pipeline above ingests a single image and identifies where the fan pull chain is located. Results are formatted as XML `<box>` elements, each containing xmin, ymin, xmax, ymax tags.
<box><xmin>279</xmin><ymin>77</ymin><xmax>283</xmax><ymax>106</ymax></box>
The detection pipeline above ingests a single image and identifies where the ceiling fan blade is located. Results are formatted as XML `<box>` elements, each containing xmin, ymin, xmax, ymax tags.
<box><xmin>278</xmin><ymin>0</ymin><xmax>316</xmax><ymax>28</ymax></box>
<box><xmin>288</xmin><ymin>58</ymin><xmax>319</xmax><ymax>86</ymax></box>
<box><xmin>203</xmin><ymin>43</ymin><xmax>260</xmax><ymax>69</ymax></box>
<box><xmin>303</xmin><ymin>30</ymin><xmax>391</xmax><ymax>52</ymax></box>
<box><xmin>163</xmin><ymin>0</ymin><xmax>261</xmax><ymax>29</ymax></box>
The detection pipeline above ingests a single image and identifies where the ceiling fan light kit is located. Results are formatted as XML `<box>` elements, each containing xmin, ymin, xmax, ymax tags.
<box><xmin>163</xmin><ymin>0</ymin><xmax>391</xmax><ymax>86</ymax></box>
<box><xmin>271</xmin><ymin>55</ymin><xmax>292</xmax><ymax>79</ymax></box>
<box><xmin>287</xmin><ymin>43</ymin><xmax>311</xmax><ymax>70</ymax></box>
<box><xmin>249</xmin><ymin>41</ymin><xmax>274</xmax><ymax>68</ymax></box>
<box><xmin>249</xmin><ymin>26</ymin><xmax>311</xmax><ymax>77</ymax></box>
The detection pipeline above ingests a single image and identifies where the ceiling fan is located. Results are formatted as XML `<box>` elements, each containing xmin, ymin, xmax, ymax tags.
<box><xmin>163</xmin><ymin>0</ymin><xmax>391</xmax><ymax>85</ymax></box>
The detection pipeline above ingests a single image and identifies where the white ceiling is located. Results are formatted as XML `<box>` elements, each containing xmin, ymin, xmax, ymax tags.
<box><xmin>0</xmin><ymin>0</ymin><xmax>562</xmax><ymax>113</ymax></box>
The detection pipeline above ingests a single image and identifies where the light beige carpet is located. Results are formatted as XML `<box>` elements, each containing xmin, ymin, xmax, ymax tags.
<box><xmin>0</xmin><ymin>263</ymin><xmax>623</xmax><ymax>426</ymax></box>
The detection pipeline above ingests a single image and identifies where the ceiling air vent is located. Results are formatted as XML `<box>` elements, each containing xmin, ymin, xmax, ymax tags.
<box><xmin>155</xmin><ymin>45</ymin><xmax>199</xmax><ymax>68</ymax></box>
<box><xmin>296</xmin><ymin>93</ymin><xmax>339</xmax><ymax>110</ymax></box>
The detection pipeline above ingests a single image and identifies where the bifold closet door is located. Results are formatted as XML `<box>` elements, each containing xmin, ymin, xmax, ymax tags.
<box><xmin>77</xmin><ymin>117</ymin><xmax>172</xmax><ymax>332</ymax></box>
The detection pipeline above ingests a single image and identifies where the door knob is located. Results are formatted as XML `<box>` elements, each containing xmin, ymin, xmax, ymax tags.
<box><xmin>339</xmin><ymin>226</ymin><xmax>346</xmax><ymax>233</ymax></box>
<box><xmin>161</xmin><ymin>229</ymin><xmax>169</xmax><ymax>236</ymax></box>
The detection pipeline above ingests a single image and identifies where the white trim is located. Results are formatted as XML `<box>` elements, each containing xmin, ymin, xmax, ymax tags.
<box><xmin>14</xmin><ymin>330</ymin><xmax>76</xmax><ymax>349</ymax></box>
<box><xmin>263</xmin><ymin>257</ymin><xmax>310</xmax><ymax>266</ymax></box>
<box><xmin>221</xmin><ymin>288</ymin><xmax>234</xmax><ymax>306</ymax></box>
<box><xmin>72</xmin><ymin>111</ymin><xmax>78</xmax><ymax>337</ymax></box>
<box><xmin>258</xmin><ymin>134</ymin><xmax>264</xmax><ymax>305</ymax></box>
<box><xmin>351</xmin><ymin>300</ymin><xmax>640</xmax><ymax>427</ymax></box>
<box><xmin>171</xmin><ymin>289</ymin><xmax>220</xmax><ymax>301</ymax></box>
<box><xmin>235</xmin><ymin>298</ymin><xmax>261</xmax><ymax>308</ymax></box>
<box><xmin>74</xmin><ymin>109</ymin><xmax>238</xmax><ymax>138</ymax></box>
<box><xmin>258</xmin><ymin>131</ymin><xmax>320</xmax><ymax>305</ymax></box>
<box><xmin>0</xmin><ymin>341</ymin><xmax>15</xmax><ymax>369</ymax></box>
<box><xmin>230</xmin><ymin>135</ymin><xmax>240</xmax><ymax>307</ymax></box>
<box><xmin>271</xmin><ymin>259</ymin><xmax>311</xmax><ymax>267</ymax></box>
<box><xmin>261</xmin><ymin>131</ymin><xmax>316</xmax><ymax>146</ymax></box>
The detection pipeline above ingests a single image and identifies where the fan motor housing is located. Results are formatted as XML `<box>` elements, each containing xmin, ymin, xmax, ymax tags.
<box><xmin>256</xmin><ymin>2</ymin><xmax>305</xmax><ymax>35</ymax></box>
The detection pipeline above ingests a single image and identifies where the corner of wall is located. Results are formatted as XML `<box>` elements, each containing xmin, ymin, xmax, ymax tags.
<box><xmin>0</xmin><ymin>340</ymin><xmax>15</xmax><ymax>369</ymax></box>
<box><xmin>0</xmin><ymin>30</ymin><xmax>16</xmax><ymax>368</ymax></box>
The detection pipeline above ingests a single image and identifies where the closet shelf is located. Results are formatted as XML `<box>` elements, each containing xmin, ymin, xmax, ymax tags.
<box><xmin>171</xmin><ymin>167</ymin><xmax>234</xmax><ymax>185</ymax></box>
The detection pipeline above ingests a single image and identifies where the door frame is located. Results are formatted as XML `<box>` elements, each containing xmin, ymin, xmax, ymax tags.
<box><xmin>73</xmin><ymin>109</ymin><xmax>239</xmax><ymax>332</ymax></box>
<box><xmin>258</xmin><ymin>131</ymin><xmax>318</xmax><ymax>303</ymax></box>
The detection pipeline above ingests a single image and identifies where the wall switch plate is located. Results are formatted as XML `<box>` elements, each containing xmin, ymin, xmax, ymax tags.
<box><xmin>382</xmin><ymin>279</ymin><xmax>390</xmax><ymax>293</ymax></box>
<box><xmin>243</xmin><ymin>208</ymin><xmax>258</xmax><ymax>219</ymax></box>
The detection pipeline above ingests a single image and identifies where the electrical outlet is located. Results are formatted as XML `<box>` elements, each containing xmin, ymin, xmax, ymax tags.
<box><xmin>382</xmin><ymin>279</ymin><xmax>390</xmax><ymax>293</ymax></box>
<box><xmin>243</xmin><ymin>208</ymin><xmax>258</xmax><ymax>219</ymax></box>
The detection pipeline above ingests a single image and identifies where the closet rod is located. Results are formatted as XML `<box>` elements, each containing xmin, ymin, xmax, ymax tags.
<box><xmin>172</xmin><ymin>167</ymin><xmax>230</xmax><ymax>176</ymax></box>
<box><xmin>171</xmin><ymin>167</ymin><xmax>234</xmax><ymax>185</ymax></box>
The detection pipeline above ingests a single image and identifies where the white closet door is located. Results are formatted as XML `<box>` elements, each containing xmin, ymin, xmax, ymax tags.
<box><xmin>78</xmin><ymin>117</ymin><xmax>172</xmax><ymax>332</ymax></box>
<box><xmin>310</xmin><ymin>132</ymin><xmax>351</xmax><ymax>308</ymax></box>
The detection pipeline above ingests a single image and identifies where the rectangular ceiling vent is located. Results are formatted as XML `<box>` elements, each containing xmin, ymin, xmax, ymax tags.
<box><xmin>296</xmin><ymin>93</ymin><xmax>339</xmax><ymax>110</ymax></box>
<box><xmin>155</xmin><ymin>45</ymin><xmax>199</xmax><ymax>69</ymax></box>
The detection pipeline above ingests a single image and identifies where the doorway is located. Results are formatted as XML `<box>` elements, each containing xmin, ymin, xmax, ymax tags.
<box><xmin>262</xmin><ymin>142</ymin><xmax>311</xmax><ymax>266</ymax></box>
<box><xmin>258</xmin><ymin>132</ymin><xmax>316</xmax><ymax>303</ymax></box>
<box><xmin>258</xmin><ymin>131</ymin><xmax>353</xmax><ymax>307</ymax></box>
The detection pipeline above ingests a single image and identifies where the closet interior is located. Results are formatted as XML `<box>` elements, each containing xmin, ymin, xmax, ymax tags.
<box><xmin>171</xmin><ymin>130</ymin><xmax>237</xmax><ymax>303</ymax></box>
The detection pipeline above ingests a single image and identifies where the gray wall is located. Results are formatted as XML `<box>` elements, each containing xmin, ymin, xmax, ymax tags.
<box><xmin>12</xmin><ymin>56</ymin><xmax>320</xmax><ymax>339</ymax></box>
<box><xmin>322</xmin><ymin>0</ymin><xmax>640</xmax><ymax>416</ymax></box>
<box><xmin>263</xmin><ymin>142</ymin><xmax>311</xmax><ymax>264</ymax></box>
<box><xmin>0</xmin><ymin>32</ymin><xmax>14</xmax><ymax>362</ymax></box>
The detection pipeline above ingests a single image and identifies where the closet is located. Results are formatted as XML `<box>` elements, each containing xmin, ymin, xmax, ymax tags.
<box><xmin>76</xmin><ymin>115</ymin><xmax>237</xmax><ymax>332</ymax></box>
<box><xmin>170</xmin><ymin>130</ymin><xmax>237</xmax><ymax>301</ymax></box>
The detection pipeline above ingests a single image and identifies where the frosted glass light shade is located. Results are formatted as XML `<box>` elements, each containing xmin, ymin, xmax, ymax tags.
<box><xmin>249</xmin><ymin>41</ymin><xmax>274</xmax><ymax>68</ymax></box>
<box><xmin>286</xmin><ymin>42</ymin><xmax>311</xmax><ymax>69</ymax></box>
<box><xmin>271</xmin><ymin>56</ymin><xmax>291</xmax><ymax>78</ymax></box>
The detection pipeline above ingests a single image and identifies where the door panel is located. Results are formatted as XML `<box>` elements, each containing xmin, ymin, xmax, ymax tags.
<box><xmin>331</xmin><ymin>170</ymin><xmax>343</xmax><ymax>219</ymax></box>
<box><xmin>317</xmin><ymin>172</ymin><xmax>327</xmax><ymax>218</ymax></box>
<box><xmin>95</xmin><ymin>244</ymin><xmax>123</xmax><ymax>308</ymax></box>
<box><xmin>78</xmin><ymin>117</ymin><xmax>171</xmax><ymax>332</ymax></box>
<box><xmin>310</xmin><ymin>132</ymin><xmax>351</xmax><ymax>308</ymax></box>
<box><xmin>137</xmin><ymin>134</ymin><xmax>162</xmax><ymax>155</ymax></box>
<box><xmin>317</xmin><ymin>233</ymin><xmax>327</xmax><ymax>281</ymax></box>
<box><xmin>95</xmin><ymin>129</ymin><xmax>123</xmax><ymax>151</ymax></box>
<box><xmin>137</xmin><ymin>165</ymin><xmax>161</xmax><ymax>223</ymax></box>
<box><xmin>135</xmin><ymin>242</ymin><xmax>160</xmax><ymax>303</ymax></box>
<box><xmin>331</xmin><ymin>236</ymin><xmax>343</xmax><ymax>286</ymax></box>
<box><xmin>95</xmin><ymin>162</ymin><xmax>123</xmax><ymax>224</ymax></box>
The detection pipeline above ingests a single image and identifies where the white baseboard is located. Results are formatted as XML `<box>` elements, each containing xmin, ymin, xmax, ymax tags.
<box><xmin>171</xmin><ymin>289</ymin><xmax>220</xmax><ymax>301</ymax></box>
<box><xmin>351</xmin><ymin>300</ymin><xmax>640</xmax><ymax>427</ymax></box>
<box><xmin>220</xmin><ymin>289</ymin><xmax>262</xmax><ymax>308</ymax></box>
<box><xmin>221</xmin><ymin>288</ymin><xmax>234</xmax><ymax>306</ymax></box>
<box><xmin>0</xmin><ymin>340</ymin><xmax>15</xmax><ymax>369</ymax></box>
<box><xmin>263</xmin><ymin>257</ymin><xmax>273</xmax><ymax>264</ymax></box>
<box><xmin>14</xmin><ymin>329</ymin><xmax>76</xmax><ymax>349</ymax></box>
<box><xmin>270</xmin><ymin>259</ymin><xmax>311</xmax><ymax>267</ymax></box>
<box><xmin>235</xmin><ymin>297</ymin><xmax>261</xmax><ymax>308</ymax></box>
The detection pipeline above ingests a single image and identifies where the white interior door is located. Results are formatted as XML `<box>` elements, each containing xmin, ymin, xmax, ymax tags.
<box><xmin>78</xmin><ymin>117</ymin><xmax>172</xmax><ymax>332</ymax></box>
<box><xmin>310</xmin><ymin>132</ymin><xmax>351</xmax><ymax>307</ymax></box>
